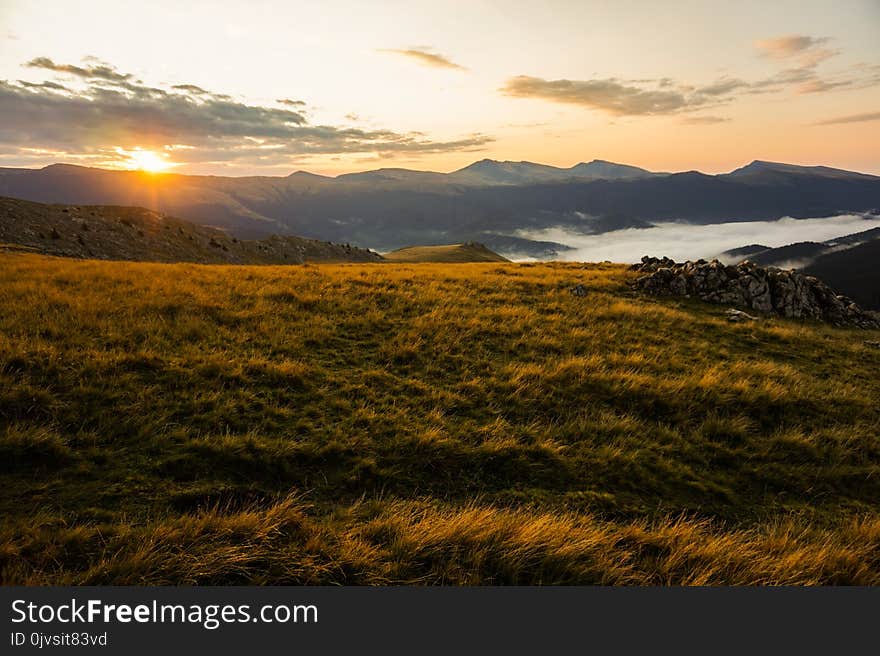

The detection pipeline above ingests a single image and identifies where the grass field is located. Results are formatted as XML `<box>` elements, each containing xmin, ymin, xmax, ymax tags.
<box><xmin>382</xmin><ymin>242</ymin><xmax>510</xmax><ymax>262</ymax></box>
<box><xmin>1</xmin><ymin>252</ymin><xmax>879</xmax><ymax>585</ymax></box>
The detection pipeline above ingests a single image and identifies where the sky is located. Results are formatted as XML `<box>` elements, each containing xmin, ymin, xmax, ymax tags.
<box><xmin>1</xmin><ymin>0</ymin><xmax>879</xmax><ymax>176</ymax></box>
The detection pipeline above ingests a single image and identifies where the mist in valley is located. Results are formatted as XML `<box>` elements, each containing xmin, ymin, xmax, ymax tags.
<box><xmin>516</xmin><ymin>214</ymin><xmax>880</xmax><ymax>264</ymax></box>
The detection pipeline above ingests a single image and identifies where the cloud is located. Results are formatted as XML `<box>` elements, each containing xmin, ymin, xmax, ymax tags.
<box><xmin>815</xmin><ymin>111</ymin><xmax>880</xmax><ymax>126</ymax></box>
<box><xmin>500</xmin><ymin>76</ymin><xmax>696</xmax><ymax>115</ymax></box>
<box><xmin>755</xmin><ymin>35</ymin><xmax>830</xmax><ymax>59</ymax></box>
<box><xmin>754</xmin><ymin>35</ymin><xmax>838</xmax><ymax>69</ymax></box>
<box><xmin>502</xmin><ymin>35</ymin><xmax>875</xmax><ymax>117</ymax></box>
<box><xmin>378</xmin><ymin>48</ymin><xmax>466</xmax><ymax>70</ymax></box>
<box><xmin>680</xmin><ymin>115</ymin><xmax>730</xmax><ymax>125</ymax></box>
<box><xmin>1</xmin><ymin>57</ymin><xmax>492</xmax><ymax>171</ymax></box>
<box><xmin>796</xmin><ymin>79</ymin><xmax>853</xmax><ymax>93</ymax></box>
<box><xmin>693</xmin><ymin>78</ymin><xmax>750</xmax><ymax>97</ymax></box>
<box><xmin>751</xmin><ymin>34</ymin><xmax>855</xmax><ymax>92</ymax></box>
<box><xmin>518</xmin><ymin>215</ymin><xmax>880</xmax><ymax>264</ymax></box>
<box><xmin>16</xmin><ymin>80</ymin><xmax>71</xmax><ymax>92</ymax></box>
<box><xmin>25</xmin><ymin>56</ymin><xmax>133</xmax><ymax>83</ymax></box>
<box><xmin>172</xmin><ymin>84</ymin><xmax>211</xmax><ymax>95</ymax></box>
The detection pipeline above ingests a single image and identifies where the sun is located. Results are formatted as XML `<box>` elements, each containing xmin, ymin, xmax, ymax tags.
<box><xmin>125</xmin><ymin>149</ymin><xmax>172</xmax><ymax>173</ymax></box>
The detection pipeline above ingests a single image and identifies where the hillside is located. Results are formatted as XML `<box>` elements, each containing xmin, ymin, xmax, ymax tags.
<box><xmin>804</xmin><ymin>240</ymin><xmax>880</xmax><ymax>310</ymax></box>
<box><xmin>2</xmin><ymin>253</ymin><xmax>879</xmax><ymax>585</ymax></box>
<box><xmin>383</xmin><ymin>242</ymin><xmax>510</xmax><ymax>262</ymax></box>
<box><xmin>0</xmin><ymin>196</ymin><xmax>382</xmax><ymax>264</ymax></box>
<box><xmin>1</xmin><ymin>160</ymin><xmax>878</xmax><ymax>253</ymax></box>
<box><xmin>720</xmin><ymin>223</ymin><xmax>880</xmax><ymax>308</ymax></box>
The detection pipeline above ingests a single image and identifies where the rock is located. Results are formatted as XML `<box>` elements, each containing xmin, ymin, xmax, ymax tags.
<box><xmin>630</xmin><ymin>256</ymin><xmax>880</xmax><ymax>329</ymax></box>
<box><xmin>570</xmin><ymin>284</ymin><xmax>589</xmax><ymax>297</ymax></box>
<box><xmin>725</xmin><ymin>308</ymin><xmax>758</xmax><ymax>323</ymax></box>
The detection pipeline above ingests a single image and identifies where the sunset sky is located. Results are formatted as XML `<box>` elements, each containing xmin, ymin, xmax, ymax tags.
<box><xmin>1</xmin><ymin>0</ymin><xmax>878</xmax><ymax>176</ymax></box>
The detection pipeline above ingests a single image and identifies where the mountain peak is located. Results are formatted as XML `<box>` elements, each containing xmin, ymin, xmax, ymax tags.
<box><xmin>287</xmin><ymin>170</ymin><xmax>332</xmax><ymax>180</ymax></box>
<box><xmin>568</xmin><ymin>160</ymin><xmax>656</xmax><ymax>179</ymax></box>
<box><xmin>41</xmin><ymin>163</ymin><xmax>91</xmax><ymax>173</ymax></box>
<box><xmin>727</xmin><ymin>160</ymin><xmax>879</xmax><ymax>180</ymax></box>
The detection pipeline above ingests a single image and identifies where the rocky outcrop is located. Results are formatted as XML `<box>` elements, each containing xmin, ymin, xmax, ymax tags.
<box><xmin>631</xmin><ymin>256</ymin><xmax>880</xmax><ymax>328</ymax></box>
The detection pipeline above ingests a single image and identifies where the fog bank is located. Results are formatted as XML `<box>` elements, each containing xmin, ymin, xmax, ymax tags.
<box><xmin>518</xmin><ymin>215</ymin><xmax>880</xmax><ymax>263</ymax></box>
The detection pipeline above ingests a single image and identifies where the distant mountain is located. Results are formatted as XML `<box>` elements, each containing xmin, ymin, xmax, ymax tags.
<box><xmin>742</xmin><ymin>242</ymin><xmax>831</xmax><ymax>268</ymax></box>
<box><xmin>446</xmin><ymin>158</ymin><xmax>657</xmax><ymax>186</ymax></box>
<box><xmin>825</xmin><ymin>225</ymin><xmax>880</xmax><ymax>247</ymax></box>
<box><xmin>383</xmin><ymin>242</ymin><xmax>509</xmax><ymax>263</ymax></box>
<box><xmin>1</xmin><ymin>159</ymin><xmax>879</xmax><ymax>252</ymax></box>
<box><xmin>336</xmin><ymin>168</ymin><xmax>452</xmax><ymax>186</ymax></box>
<box><xmin>568</xmin><ymin>159</ymin><xmax>659</xmax><ymax>180</ymax></box>
<box><xmin>0</xmin><ymin>196</ymin><xmax>381</xmax><ymax>264</ymax></box>
<box><xmin>724</xmin><ymin>160</ymin><xmax>880</xmax><ymax>183</ymax></box>
<box><xmin>723</xmin><ymin>244</ymin><xmax>771</xmax><ymax>259</ymax></box>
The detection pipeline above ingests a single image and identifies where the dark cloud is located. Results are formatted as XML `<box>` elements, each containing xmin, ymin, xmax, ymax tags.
<box><xmin>16</xmin><ymin>80</ymin><xmax>70</xmax><ymax>92</ymax></box>
<box><xmin>694</xmin><ymin>78</ymin><xmax>750</xmax><ymax>97</ymax></box>
<box><xmin>25</xmin><ymin>56</ymin><xmax>133</xmax><ymax>83</ymax></box>
<box><xmin>277</xmin><ymin>98</ymin><xmax>307</xmax><ymax>107</ymax></box>
<box><xmin>172</xmin><ymin>84</ymin><xmax>210</xmax><ymax>94</ymax></box>
<box><xmin>500</xmin><ymin>76</ymin><xmax>694</xmax><ymax>115</ymax></box>
<box><xmin>680</xmin><ymin>115</ymin><xmax>730</xmax><ymax>125</ymax></box>
<box><xmin>378</xmin><ymin>48</ymin><xmax>466</xmax><ymax>71</ymax></box>
<box><xmin>815</xmin><ymin>111</ymin><xmax>880</xmax><ymax>126</ymax></box>
<box><xmin>1</xmin><ymin>58</ymin><xmax>492</xmax><ymax>169</ymax></box>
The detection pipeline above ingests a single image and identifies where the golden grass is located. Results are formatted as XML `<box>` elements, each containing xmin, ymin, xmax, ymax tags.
<box><xmin>382</xmin><ymin>243</ymin><xmax>510</xmax><ymax>262</ymax></box>
<box><xmin>1</xmin><ymin>253</ymin><xmax>879</xmax><ymax>585</ymax></box>
<box><xmin>4</xmin><ymin>497</ymin><xmax>879</xmax><ymax>585</ymax></box>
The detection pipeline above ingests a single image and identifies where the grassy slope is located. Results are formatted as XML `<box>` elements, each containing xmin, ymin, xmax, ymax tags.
<box><xmin>0</xmin><ymin>197</ymin><xmax>381</xmax><ymax>264</ymax></box>
<box><xmin>383</xmin><ymin>243</ymin><xmax>509</xmax><ymax>263</ymax></box>
<box><xmin>1</xmin><ymin>253</ymin><xmax>879</xmax><ymax>585</ymax></box>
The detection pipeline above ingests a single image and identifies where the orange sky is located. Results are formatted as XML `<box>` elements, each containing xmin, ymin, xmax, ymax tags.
<box><xmin>1</xmin><ymin>0</ymin><xmax>878</xmax><ymax>176</ymax></box>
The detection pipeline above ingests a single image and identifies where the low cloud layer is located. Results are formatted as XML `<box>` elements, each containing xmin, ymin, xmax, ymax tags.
<box><xmin>378</xmin><ymin>48</ymin><xmax>466</xmax><ymax>70</ymax></box>
<box><xmin>501</xmin><ymin>34</ymin><xmax>878</xmax><ymax>116</ymax></box>
<box><xmin>518</xmin><ymin>215</ymin><xmax>880</xmax><ymax>264</ymax></box>
<box><xmin>0</xmin><ymin>57</ymin><xmax>490</xmax><ymax>170</ymax></box>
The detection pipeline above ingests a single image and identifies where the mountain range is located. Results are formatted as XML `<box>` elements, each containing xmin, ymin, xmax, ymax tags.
<box><xmin>1</xmin><ymin>159</ymin><xmax>878</xmax><ymax>257</ymax></box>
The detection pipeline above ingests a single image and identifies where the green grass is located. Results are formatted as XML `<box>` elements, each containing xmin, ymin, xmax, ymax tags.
<box><xmin>1</xmin><ymin>253</ymin><xmax>879</xmax><ymax>584</ymax></box>
<box><xmin>382</xmin><ymin>242</ymin><xmax>509</xmax><ymax>262</ymax></box>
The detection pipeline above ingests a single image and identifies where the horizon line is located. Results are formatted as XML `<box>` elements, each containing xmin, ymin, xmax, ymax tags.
<box><xmin>3</xmin><ymin>158</ymin><xmax>878</xmax><ymax>180</ymax></box>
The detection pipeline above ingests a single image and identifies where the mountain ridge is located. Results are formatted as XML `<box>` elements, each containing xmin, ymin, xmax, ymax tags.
<box><xmin>0</xmin><ymin>196</ymin><xmax>382</xmax><ymax>265</ymax></box>
<box><xmin>15</xmin><ymin>156</ymin><xmax>876</xmax><ymax>183</ymax></box>
<box><xmin>1</xmin><ymin>159</ymin><xmax>879</xmax><ymax>253</ymax></box>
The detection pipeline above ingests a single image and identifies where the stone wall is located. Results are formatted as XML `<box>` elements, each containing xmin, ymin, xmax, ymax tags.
<box><xmin>630</xmin><ymin>256</ymin><xmax>879</xmax><ymax>328</ymax></box>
